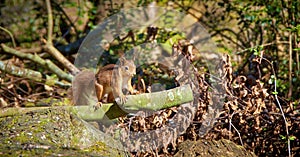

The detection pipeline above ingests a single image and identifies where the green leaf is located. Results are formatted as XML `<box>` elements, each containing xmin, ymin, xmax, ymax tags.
<box><xmin>45</xmin><ymin>75</ymin><xmax>58</xmax><ymax>86</ymax></box>
<box><xmin>289</xmin><ymin>136</ymin><xmax>296</xmax><ymax>141</ymax></box>
<box><xmin>293</xmin><ymin>48</ymin><xmax>300</xmax><ymax>51</ymax></box>
<box><xmin>279</xmin><ymin>135</ymin><xmax>286</xmax><ymax>140</ymax></box>
<box><xmin>165</xmin><ymin>34</ymin><xmax>185</xmax><ymax>46</ymax></box>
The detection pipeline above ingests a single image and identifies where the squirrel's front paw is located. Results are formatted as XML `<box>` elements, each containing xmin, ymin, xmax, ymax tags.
<box><xmin>93</xmin><ymin>102</ymin><xmax>102</xmax><ymax>111</ymax></box>
<box><xmin>115</xmin><ymin>95</ymin><xmax>128</xmax><ymax>105</ymax></box>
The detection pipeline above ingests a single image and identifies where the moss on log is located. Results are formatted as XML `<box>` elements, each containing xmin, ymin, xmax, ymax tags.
<box><xmin>0</xmin><ymin>107</ymin><xmax>126</xmax><ymax>156</ymax></box>
<box><xmin>122</xmin><ymin>84</ymin><xmax>193</xmax><ymax>110</ymax></box>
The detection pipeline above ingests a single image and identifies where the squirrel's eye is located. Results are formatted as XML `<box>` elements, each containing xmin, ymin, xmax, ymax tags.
<box><xmin>125</xmin><ymin>66</ymin><xmax>129</xmax><ymax>71</ymax></box>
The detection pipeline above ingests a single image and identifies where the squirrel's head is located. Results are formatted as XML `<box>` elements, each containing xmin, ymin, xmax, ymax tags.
<box><xmin>119</xmin><ymin>57</ymin><xmax>136</xmax><ymax>77</ymax></box>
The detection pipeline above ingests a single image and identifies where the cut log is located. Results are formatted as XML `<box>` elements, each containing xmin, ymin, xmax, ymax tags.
<box><xmin>0</xmin><ymin>85</ymin><xmax>193</xmax><ymax>121</ymax></box>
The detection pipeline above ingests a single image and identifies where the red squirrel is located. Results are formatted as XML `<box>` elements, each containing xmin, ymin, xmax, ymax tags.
<box><xmin>95</xmin><ymin>57</ymin><xmax>136</xmax><ymax>105</ymax></box>
<box><xmin>72</xmin><ymin>57</ymin><xmax>136</xmax><ymax>107</ymax></box>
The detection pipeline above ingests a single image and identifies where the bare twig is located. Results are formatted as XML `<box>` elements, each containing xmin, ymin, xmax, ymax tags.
<box><xmin>0</xmin><ymin>26</ymin><xmax>16</xmax><ymax>48</ymax></box>
<box><xmin>262</xmin><ymin>57</ymin><xmax>291</xmax><ymax>157</ymax></box>
<box><xmin>288</xmin><ymin>34</ymin><xmax>293</xmax><ymax>98</ymax></box>
<box><xmin>230</xmin><ymin>121</ymin><xmax>243</xmax><ymax>146</ymax></box>
<box><xmin>296</xmin><ymin>41</ymin><xmax>300</xmax><ymax>73</ymax></box>
<box><xmin>229</xmin><ymin>112</ymin><xmax>243</xmax><ymax>146</ymax></box>
<box><xmin>45</xmin><ymin>0</ymin><xmax>53</xmax><ymax>44</ymax></box>
<box><xmin>44</xmin><ymin>0</ymin><xmax>79</xmax><ymax>75</ymax></box>
<box><xmin>43</xmin><ymin>44</ymin><xmax>80</xmax><ymax>74</ymax></box>
<box><xmin>236</xmin><ymin>41</ymin><xmax>289</xmax><ymax>55</ymax></box>
<box><xmin>19</xmin><ymin>47</ymin><xmax>43</xmax><ymax>54</ymax></box>
<box><xmin>1</xmin><ymin>44</ymin><xmax>73</xmax><ymax>82</ymax></box>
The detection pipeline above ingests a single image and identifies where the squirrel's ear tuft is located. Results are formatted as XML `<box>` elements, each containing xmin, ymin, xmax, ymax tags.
<box><xmin>119</xmin><ymin>57</ymin><xmax>126</xmax><ymax>65</ymax></box>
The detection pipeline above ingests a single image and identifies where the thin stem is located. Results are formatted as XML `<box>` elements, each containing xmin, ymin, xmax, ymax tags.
<box><xmin>0</xmin><ymin>26</ymin><xmax>16</xmax><ymax>48</ymax></box>
<box><xmin>236</xmin><ymin>41</ymin><xmax>289</xmax><ymax>55</ymax></box>
<box><xmin>230</xmin><ymin>121</ymin><xmax>243</xmax><ymax>146</ymax></box>
<box><xmin>229</xmin><ymin>111</ymin><xmax>243</xmax><ymax>146</ymax></box>
<box><xmin>288</xmin><ymin>34</ymin><xmax>293</xmax><ymax>98</ymax></box>
<box><xmin>263</xmin><ymin>58</ymin><xmax>291</xmax><ymax>157</ymax></box>
<box><xmin>46</xmin><ymin>0</ymin><xmax>53</xmax><ymax>44</ymax></box>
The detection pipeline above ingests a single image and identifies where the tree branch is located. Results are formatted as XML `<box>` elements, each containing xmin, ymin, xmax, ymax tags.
<box><xmin>44</xmin><ymin>0</ymin><xmax>79</xmax><ymax>75</ymax></box>
<box><xmin>43</xmin><ymin>44</ymin><xmax>79</xmax><ymax>74</ymax></box>
<box><xmin>0</xmin><ymin>60</ymin><xmax>42</xmax><ymax>82</ymax></box>
<box><xmin>45</xmin><ymin>0</ymin><xmax>53</xmax><ymax>44</ymax></box>
<box><xmin>0</xmin><ymin>85</ymin><xmax>194</xmax><ymax>121</ymax></box>
<box><xmin>0</xmin><ymin>60</ymin><xmax>70</xmax><ymax>87</ymax></box>
<box><xmin>0</xmin><ymin>26</ymin><xmax>16</xmax><ymax>48</ymax></box>
<box><xmin>288</xmin><ymin>34</ymin><xmax>293</xmax><ymax>98</ymax></box>
<box><xmin>1</xmin><ymin>44</ymin><xmax>73</xmax><ymax>82</ymax></box>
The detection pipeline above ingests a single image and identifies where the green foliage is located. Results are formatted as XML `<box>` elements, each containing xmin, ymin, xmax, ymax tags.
<box><xmin>201</xmin><ymin>0</ymin><xmax>300</xmax><ymax>99</ymax></box>
<box><xmin>280</xmin><ymin>135</ymin><xmax>297</xmax><ymax>141</ymax></box>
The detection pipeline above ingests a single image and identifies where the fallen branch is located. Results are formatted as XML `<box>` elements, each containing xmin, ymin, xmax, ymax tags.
<box><xmin>1</xmin><ymin>44</ymin><xmax>73</xmax><ymax>82</ymax></box>
<box><xmin>0</xmin><ymin>60</ymin><xmax>71</xmax><ymax>87</ymax></box>
<box><xmin>0</xmin><ymin>85</ymin><xmax>194</xmax><ymax>121</ymax></box>
<box><xmin>122</xmin><ymin>84</ymin><xmax>193</xmax><ymax>110</ymax></box>
<box><xmin>0</xmin><ymin>60</ymin><xmax>42</xmax><ymax>82</ymax></box>
<box><xmin>43</xmin><ymin>43</ymin><xmax>80</xmax><ymax>75</ymax></box>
